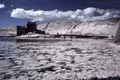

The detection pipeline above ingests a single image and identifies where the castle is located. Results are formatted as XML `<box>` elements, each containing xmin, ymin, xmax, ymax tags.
<box><xmin>17</xmin><ymin>21</ymin><xmax>45</xmax><ymax>36</ymax></box>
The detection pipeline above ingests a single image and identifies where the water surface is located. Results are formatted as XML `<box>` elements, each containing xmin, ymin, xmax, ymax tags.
<box><xmin>0</xmin><ymin>37</ymin><xmax>120</xmax><ymax>80</ymax></box>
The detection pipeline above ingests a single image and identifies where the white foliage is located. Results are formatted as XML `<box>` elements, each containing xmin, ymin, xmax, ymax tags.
<box><xmin>37</xmin><ymin>20</ymin><xmax>119</xmax><ymax>37</ymax></box>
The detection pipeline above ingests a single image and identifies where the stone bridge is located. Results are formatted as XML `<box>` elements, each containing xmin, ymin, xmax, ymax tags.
<box><xmin>53</xmin><ymin>34</ymin><xmax>108</xmax><ymax>39</ymax></box>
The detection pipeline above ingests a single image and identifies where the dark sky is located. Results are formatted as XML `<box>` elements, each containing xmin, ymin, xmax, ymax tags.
<box><xmin>0</xmin><ymin>0</ymin><xmax>120</xmax><ymax>27</ymax></box>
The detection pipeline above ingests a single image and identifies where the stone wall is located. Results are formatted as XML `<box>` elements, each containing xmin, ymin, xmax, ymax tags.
<box><xmin>17</xmin><ymin>26</ymin><xmax>26</xmax><ymax>36</ymax></box>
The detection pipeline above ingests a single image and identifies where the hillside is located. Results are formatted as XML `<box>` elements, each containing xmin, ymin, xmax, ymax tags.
<box><xmin>37</xmin><ymin>18</ymin><xmax>120</xmax><ymax>38</ymax></box>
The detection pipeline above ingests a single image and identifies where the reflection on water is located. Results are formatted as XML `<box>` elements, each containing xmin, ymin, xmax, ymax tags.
<box><xmin>0</xmin><ymin>37</ymin><xmax>120</xmax><ymax>80</ymax></box>
<box><xmin>0</xmin><ymin>36</ymin><xmax>16</xmax><ymax>42</ymax></box>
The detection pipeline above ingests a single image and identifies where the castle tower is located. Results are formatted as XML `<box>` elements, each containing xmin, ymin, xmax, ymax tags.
<box><xmin>26</xmin><ymin>21</ymin><xmax>37</xmax><ymax>32</ymax></box>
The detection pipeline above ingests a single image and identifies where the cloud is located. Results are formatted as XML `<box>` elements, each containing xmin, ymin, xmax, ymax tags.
<box><xmin>11</xmin><ymin>7</ymin><xmax>120</xmax><ymax>22</ymax></box>
<box><xmin>0</xmin><ymin>4</ymin><xmax>5</xmax><ymax>8</ymax></box>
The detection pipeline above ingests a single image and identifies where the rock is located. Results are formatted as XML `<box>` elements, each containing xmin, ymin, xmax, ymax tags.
<box><xmin>37</xmin><ymin>65</ymin><xmax>55</xmax><ymax>73</ymax></box>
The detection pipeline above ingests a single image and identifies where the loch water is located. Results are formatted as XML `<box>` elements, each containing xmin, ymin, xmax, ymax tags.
<box><xmin>0</xmin><ymin>37</ymin><xmax>120</xmax><ymax>80</ymax></box>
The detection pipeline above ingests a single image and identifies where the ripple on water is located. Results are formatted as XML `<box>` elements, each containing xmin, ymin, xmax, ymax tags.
<box><xmin>0</xmin><ymin>38</ymin><xmax>120</xmax><ymax>80</ymax></box>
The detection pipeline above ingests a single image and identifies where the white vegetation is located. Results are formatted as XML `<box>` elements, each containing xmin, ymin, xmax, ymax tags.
<box><xmin>18</xmin><ymin>32</ymin><xmax>50</xmax><ymax>38</ymax></box>
<box><xmin>7</xmin><ymin>31</ymin><xmax>16</xmax><ymax>36</ymax></box>
<box><xmin>37</xmin><ymin>19</ymin><xmax>119</xmax><ymax>38</ymax></box>
<box><xmin>19</xmin><ymin>32</ymin><xmax>40</xmax><ymax>38</ymax></box>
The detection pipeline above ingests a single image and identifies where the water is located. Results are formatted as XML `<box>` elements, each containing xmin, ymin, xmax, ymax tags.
<box><xmin>0</xmin><ymin>37</ymin><xmax>120</xmax><ymax>80</ymax></box>
<box><xmin>0</xmin><ymin>36</ymin><xmax>16</xmax><ymax>42</ymax></box>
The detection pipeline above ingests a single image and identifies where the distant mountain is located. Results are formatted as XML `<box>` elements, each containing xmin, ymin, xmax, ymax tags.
<box><xmin>0</xmin><ymin>26</ymin><xmax>16</xmax><ymax>36</ymax></box>
<box><xmin>37</xmin><ymin>18</ymin><xmax>120</xmax><ymax>38</ymax></box>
